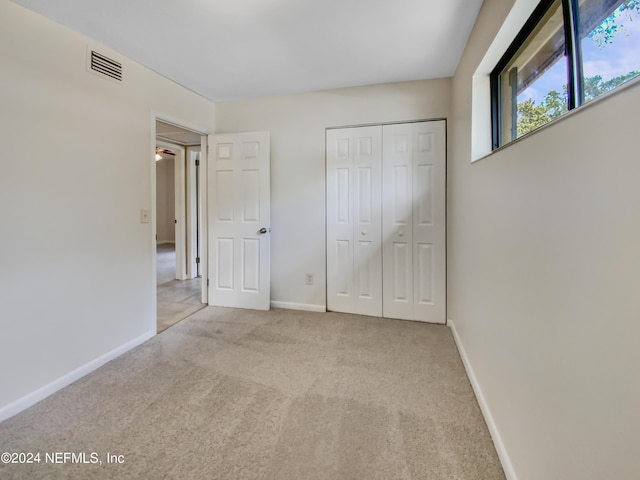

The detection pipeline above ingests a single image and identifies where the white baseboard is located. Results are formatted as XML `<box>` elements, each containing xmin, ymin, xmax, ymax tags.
<box><xmin>270</xmin><ymin>301</ymin><xmax>326</xmax><ymax>313</ymax></box>
<box><xmin>0</xmin><ymin>329</ymin><xmax>155</xmax><ymax>423</ymax></box>
<box><xmin>448</xmin><ymin>319</ymin><xmax>518</xmax><ymax>480</ymax></box>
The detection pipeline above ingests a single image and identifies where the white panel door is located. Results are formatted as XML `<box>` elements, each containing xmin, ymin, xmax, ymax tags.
<box><xmin>326</xmin><ymin>126</ymin><xmax>382</xmax><ymax>317</ymax></box>
<box><xmin>382</xmin><ymin>121</ymin><xmax>446</xmax><ymax>323</ymax></box>
<box><xmin>208</xmin><ymin>132</ymin><xmax>270</xmax><ymax>310</ymax></box>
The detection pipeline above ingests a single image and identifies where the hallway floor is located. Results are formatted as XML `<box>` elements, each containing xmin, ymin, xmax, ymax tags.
<box><xmin>157</xmin><ymin>243</ymin><xmax>204</xmax><ymax>332</ymax></box>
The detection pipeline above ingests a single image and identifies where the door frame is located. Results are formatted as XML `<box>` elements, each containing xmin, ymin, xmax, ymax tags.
<box><xmin>156</xmin><ymin>139</ymin><xmax>187</xmax><ymax>280</ymax></box>
<box><xmin>186</xmin><ymin>146</ymin><xmax>201</xmax><ymax>279</ymax></box>
<box><xmin>151</xmin><ymin>114</ymin><xmax>210</xmax><ymax>317</ymax></box>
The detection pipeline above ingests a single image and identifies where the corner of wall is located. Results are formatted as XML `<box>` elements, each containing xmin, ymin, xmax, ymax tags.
<box><xmin>0</xmin><ymin>330</ymin><xmax>154</xmax><ymax>423</ymax></box>
<box><xmin>448</xmin><ymin>319</ymin><xmax>518</xmax><ymax>480</ymax></box>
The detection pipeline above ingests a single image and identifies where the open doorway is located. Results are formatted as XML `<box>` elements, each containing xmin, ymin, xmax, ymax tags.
<box><xmin>155</xmin><ymin>120</ymin><xmax>206</xmax><ymax>332</ymax></box>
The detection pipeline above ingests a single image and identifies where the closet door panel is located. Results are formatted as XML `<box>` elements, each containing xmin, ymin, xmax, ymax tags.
<box><xmin>327</xmin><ymin>126</ymin><xmax>382</xmax><ymax>317</ymax></box>
<box><xmin>382</xmin><ymin>127</ymin><xmax>414</xmax><ymax>320</ymax></box>
<box><xmin>383</xmin><ymin>121</ymin><xmax>446</xmax><ymax>323</ymax></box>
<box><xmin>327</xmin><ymin>131</ymin><xmax>353</xmax><ymax>313</ymax></box>
<box><xmin>412</xmin><ymin>121</ymin><xmax>446</xmax><ymax>323</ymax></box>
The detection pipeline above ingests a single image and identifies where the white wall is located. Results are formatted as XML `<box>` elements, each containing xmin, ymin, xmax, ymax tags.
<box><xmin>155</xmin><ymin>156</ymin><xmax>175</xmax><ymax>244</ymax></box>
<box><xmin>215</xmin><ymin>80</ymin><xmax>451</xmax><ymax>310</ymax></box>
<box><xmin>0</xmin><ymin>1</ymin><xmax>214</xmax><ymax>416</ymax></box>
<box><xmin>449</xmin><ymin>0</ymin><xmax>640</xmax><ymax>478</ymax></box>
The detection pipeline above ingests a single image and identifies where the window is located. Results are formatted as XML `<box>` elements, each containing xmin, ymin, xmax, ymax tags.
<box><xmin>491</xmin><ymin>0</ymin><xmax>640</xmax><ymax>149</ymax></box>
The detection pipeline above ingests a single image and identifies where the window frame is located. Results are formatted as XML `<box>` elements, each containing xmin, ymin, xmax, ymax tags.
<box><xmin>490</xmin><ymin>0</ymin><xmax>589</xmax><ymax>149</ymax></box>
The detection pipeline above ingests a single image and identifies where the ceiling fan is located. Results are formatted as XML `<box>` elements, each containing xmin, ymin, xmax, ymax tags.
<box><xmin>155</xmin><ymin>147</ymin><xmax>175</xmax><ymax>161</ymax></box>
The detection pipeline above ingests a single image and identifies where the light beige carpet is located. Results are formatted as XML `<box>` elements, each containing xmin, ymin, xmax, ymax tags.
<box><xmin>0</xmin><ymin>307</ymin><xmax>505</xmax><ymax>479</ymax></box>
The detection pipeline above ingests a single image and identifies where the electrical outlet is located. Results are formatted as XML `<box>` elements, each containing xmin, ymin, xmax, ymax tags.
<box><xmin>305</xmin><ymin>273</ymin><xmax>313</xmax><ymax>285</ymax></box>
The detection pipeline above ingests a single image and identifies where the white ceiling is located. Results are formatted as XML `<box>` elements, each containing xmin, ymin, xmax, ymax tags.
<box><xmin>12</xmin><ymin>0</ymin><xmax>484</xmax><ymax>102</ymax></box>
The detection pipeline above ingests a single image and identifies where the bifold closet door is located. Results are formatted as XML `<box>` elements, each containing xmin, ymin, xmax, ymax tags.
<box><xmin>326</xmin><ymin>126</ymin><xmax>383</xmax><ymax>317</ymax></box>
<box><xmin>382</xmin><ymin>121</ymin><xmax>446</xmax><ymax>324</ymax></box>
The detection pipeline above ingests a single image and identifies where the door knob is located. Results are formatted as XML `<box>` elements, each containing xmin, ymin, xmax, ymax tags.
<box><xmin>259</xmin><ymin>227</ymin><xmax>268</xmax><ymax>234</ymax></box>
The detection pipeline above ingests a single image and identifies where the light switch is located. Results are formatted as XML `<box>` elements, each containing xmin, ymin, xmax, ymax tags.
<box><xmin>140</xmin><ymin>209</ymin><xmax>151</xmax><ymax>224</ymax></box>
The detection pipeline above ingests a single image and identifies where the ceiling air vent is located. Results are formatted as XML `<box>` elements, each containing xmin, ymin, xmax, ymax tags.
<box><xmin>89</xmin><ymin>50</ymin><xmax>122</xmax><ymax>82</ymax></box>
